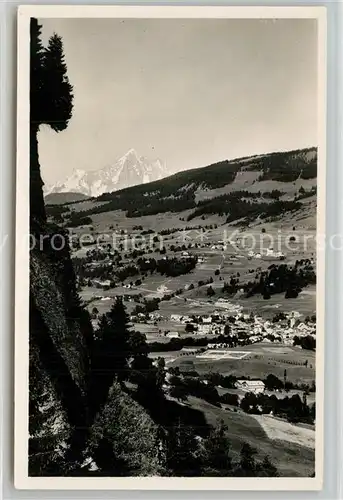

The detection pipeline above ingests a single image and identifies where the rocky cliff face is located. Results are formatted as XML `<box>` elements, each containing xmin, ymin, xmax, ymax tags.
<box><xmin>29</xmin><ymin>163</ymin><xmax>163</xmax><ymax>476</ymax></box>
<box><xmin>29</xmin><ymin>222</ymin><xmax>92</xmax><ymax>474</ymax></box>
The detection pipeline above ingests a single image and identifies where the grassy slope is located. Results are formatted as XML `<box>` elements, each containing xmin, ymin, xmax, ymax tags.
<box><xmin>188</xmin><ymin>396</ymin><xmax>315</xmax><ymax>477</ymax></box>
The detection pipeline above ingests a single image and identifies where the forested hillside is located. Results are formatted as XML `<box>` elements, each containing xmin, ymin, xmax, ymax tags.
<box><xmin>49</xmin><ymin>147</ymin><xmax>316</xmax><ymax>227</ymax></box>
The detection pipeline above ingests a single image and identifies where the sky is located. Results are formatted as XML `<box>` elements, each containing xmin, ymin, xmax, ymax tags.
<box><xmin>38</xmin><ymin>17</ymin><xmax>318</xmax><ymax>186</ymax></box>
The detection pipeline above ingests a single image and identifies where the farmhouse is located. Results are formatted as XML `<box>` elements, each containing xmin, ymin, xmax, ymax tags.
<box><xmin>235</xmin><ymin>380</ymin><xmax>265</xmax><ymax>394</ymax></box>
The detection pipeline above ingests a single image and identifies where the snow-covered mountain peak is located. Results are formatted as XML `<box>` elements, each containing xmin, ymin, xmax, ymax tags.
<box><xmin>72</xmin><ymin>168</ymin><xmax>86</xmax><ymax>177</ymax></box>
<box><xmin>45</xmin><ymin>149</ymin><xmax>168</xmax><ymax>198</ymax></box>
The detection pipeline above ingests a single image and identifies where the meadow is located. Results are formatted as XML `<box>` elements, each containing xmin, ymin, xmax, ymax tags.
<box><xmin>187</xmin><ymin>396</ymin><xmax>315</xmax><ymax>477</ymax></box>
<box><xmin>171</xmin><ymin>343</ymin><xmax>315</xmax><ymax>385</ymax></box>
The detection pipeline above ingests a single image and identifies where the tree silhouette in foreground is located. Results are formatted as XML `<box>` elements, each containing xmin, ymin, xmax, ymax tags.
<box><xmin>201</xmin><ymin>420</ymin><xmax>232</xmax><ymax>476</ymax></box>
<box><xmin>165</xmin><ymin>419</ymin><xmax>201</xmax><ymax>476</ymax></box>
<box><xmin>90</xmin><ymin>298</ymin><xmax>132</xmax><ymax>415</ymax></box>
<box><xmin>30</xmin><ymin>18</ymin><xmax>73</xmax><ymax>227</ymax></box>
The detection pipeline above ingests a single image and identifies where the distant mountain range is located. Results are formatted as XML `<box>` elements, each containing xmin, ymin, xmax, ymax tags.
<box><xmin>44</xmin><ymin>149</ymin><xmax>168</xmax><ymax>198</ymax></box>
<box><xmin>49</xmin><ymin>147</ymin><xmax>317</xmax><ymax>229</ymax></box>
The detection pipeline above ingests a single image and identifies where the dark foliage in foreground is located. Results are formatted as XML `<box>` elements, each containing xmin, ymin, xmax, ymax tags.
<box><xmin>30</xmin><ymin>18</ymin><xmax>73</xmax><ymax>227</ymax></box>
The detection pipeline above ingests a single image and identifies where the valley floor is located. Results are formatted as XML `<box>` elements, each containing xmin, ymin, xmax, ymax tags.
<box><xmin>69</xmin><ymin>211</ymin><xmax>317</xmax><ymax>477</ymax></box>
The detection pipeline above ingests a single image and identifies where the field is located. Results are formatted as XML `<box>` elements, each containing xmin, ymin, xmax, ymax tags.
<box><xmin>252</xmin><ymin>414</ymin><xmax>315</xmax><ymax>449</ymax></box>
<box><xmin>75</xmin><ymin>219</ymin><xmax>316</xmax><ymax>322</ymax></box>
<box><xmin>197</xmin><ymin>349</ymin><xmax>251</xmax><ymax>360</ymax></box>
<box><xmin>187</xmin><ymin>397</ymin><xmax>315</xmax><ymax>477</ymax></box>
<box><xmin>171</xmin><ymin>343</ymin><xmax>315</xmax><ymax>385</ymax></box>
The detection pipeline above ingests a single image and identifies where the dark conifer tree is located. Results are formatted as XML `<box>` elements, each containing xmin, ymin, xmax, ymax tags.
<box><xmin>30</xmin><ymin>19</ymin><xmax>45</xmax><ymax>124</ymax></box>
<box><xmin>41</xmin><ymin>33</ymin><xmax>74</xmax><ymax>131</ymax></box>
<box><xmin>166</xmin><ymin>419</ymin><xmax>201</xmax><ymax>476</ymax></box>
<box><xmin>155</xmin><ymin>357</ymin><xmax>166</xmax><ymax>390</ymax></box>
<box><xmin>202</xmin><ymin>421</ymin><xmax>232</xmax><ymax>476</ymax></box>
<box><xmin>30</xmin><ymin>19</ymin><xmax>73</xmax><ymax>227</ymax></box>
<box><xmin>236</xmin><ymin>443</ymin><xmax>257</xmax><ymax>476</ymax></box>
<box><xmin>256</xmin><ymin>456</ymin><xmax>279</xmax><ymax>477</ymax></box>
<box><xmin>90</xmin><ymin>298</ymin><xmax>132</xmax><ymax>415</ymax></box>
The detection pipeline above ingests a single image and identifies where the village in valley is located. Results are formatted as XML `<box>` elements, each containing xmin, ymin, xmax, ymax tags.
<box><xmin>42</xmin><ymin>140</ymin><xmax>318</xmax><ymax>479</ymax></box>
<box><xmin>45</xmin><ymin>180</ymin><xmax>317</xmax><ymax>476</ymax></box>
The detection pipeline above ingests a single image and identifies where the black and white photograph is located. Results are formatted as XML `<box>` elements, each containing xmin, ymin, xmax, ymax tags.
<box><xmin>15</xmin><ymin>5</ymin><xmax>326</xmax><ymax>490</ymax></box>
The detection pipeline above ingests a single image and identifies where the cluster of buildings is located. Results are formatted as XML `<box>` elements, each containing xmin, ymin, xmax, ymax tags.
<box><xmin>130</xmin><ymin>311</ymin><xmax>163</xmax><ymax>323</ymax></box>
<box><xmin>135</xmin><ymin>305</ymin><xmax>315</xmax><ymax>347</ymax></box>
<box><xmin>214</xmin><ymin>298</ymin><xmax>243</xmax><ymax>313</ymax></box>
<box><xmin>251</xmin><ymin>311</ymin><xmax>315</xmax><ymax>345</ymax></box>
<box><xmin>247</xmin><ymin>249</ymin><xmax>285</xmax><ymax>260</ymax></box>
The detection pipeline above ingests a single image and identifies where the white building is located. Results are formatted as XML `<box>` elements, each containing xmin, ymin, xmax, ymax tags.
<box><xmin>181</xmin><ymin>315</ymin><xmax>192</xmax><ymax>323</ymax></box>
<box><xmin>235</xmin><ymin>380</ymin><xmax>265</xmax><ymax>394</ymax></box>
<box><xmin>93</xmin><ymin>279</ymin><xmax>111</xmax><ymax>288</ymax></box>
<box><xmin>198</xmin><ymin>324</ymin><xmax>212</xmax><ymax>335</ymax></box>
<box><xmin>171</xmin><ymin>314</ymin><xmax>182</xmax><ymax>322</ymax></box>
<box><xmin>150</xmin><ymin>312</ymin><xmax>162</xmax><ymax>321</ymax></box>
<box><xmin>249</xmin><ymin>335</ymin><xmax>263</xmax><ymax>344</ymax></box>
<box><xmin>166</xmin><ymin>332</ymin><xmax>180</xmax><ymax>339</ymax></box>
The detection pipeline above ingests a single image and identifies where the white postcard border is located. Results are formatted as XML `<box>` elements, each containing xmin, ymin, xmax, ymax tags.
<box><xmin>15</xmin><ymin>4</ymin><xmax>327</xmax><ymax>491</ymax></box>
